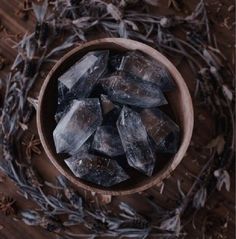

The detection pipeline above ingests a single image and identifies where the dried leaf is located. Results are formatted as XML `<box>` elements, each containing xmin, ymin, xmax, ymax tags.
<box><xmin>25</xmin><ymin>37</ymin><xmax>36</xmax><ymax>59</ymax></box>
<box><xmin>107</xmin><ymin>4</ymin><xmax>122</xmax><ymax>21</ymax></box>
<box><xmin>214</xmin><ymin>169</ymin><xmax>231</xmax><ymax>192</ymax></box>
<box><xmin>222</xmin><ymin>85</ymin><xmax>233</xmax><ymax>101</ymax></box>
<box><xmin>64</xmin><ymin>188</ymin><xmax>83</xmax><ymax>211</ymax></box>
<box><xmin>46</xmin><ymin>42</ymin><xmax>75</xmax><ymax>59</ymax></box>
<box><xmin>124</xmin><ymin>20</ymin><xmax>139</xmax><ymax>31</ymax></box>
<box><xmin>119</xmin><ymin>202</ymin><xmax>136</xmax><ymax>217</ymax></box>
<box><xmin>72</xmin><ymin>17</ymin><xmax>98</xmax><ymax>29</ymax></box>
<box><xmin>160</xmin><ymin>212</ymin><xmax>181</xmax><ymax>236</ymax></box>
<box><xmin>19</xmin><ymin>122</ymin><xmax>28</xmax><ymax>131</ymax></box>
<box><xmin>21</xmin><ymin>210</ymin><xmax>41</xmax><ymax>226</ymax></box>
<box><xmin>203</xmin><ymin>48</ymin><xmax>222</xmax><ymax>70</ymax></box>
<box><xmin>177</xmin><ymin>180</ymin><xmax>185</xmax><ymax>199</ymax></box>
<box><xmin>206</xmin><ymin>135</ymin><xmax>225</xmax><ymax>155</ymax></box>
<box><xmin>27</xmin><ymin>97</ymin><xmax>38</xmax><ymax>110</ymax></box>
<box><xmin>208</xmin><ymin>49</ymin><xmax>223</xmax><ymax>67</ymax></box>
<box><xmin>32</xmin><ymin>0</ymin><xmax>48</xmax><ymax>23</ymax></box>
<box><xmin>11</xmin><ymin>54</ymin><xmax>23</xmax><ymax>71</ymax></box>
<box><xmin>157</xmin><ymin>181</ymin><xmax>165</xmax><ymax>194</ymax></box>
<box><xmin>63</xmin><ymin>214</ymin><xmax>82</xmax><ymax>226</ymax></box>
<box><xmin>192</xmin><ymin>187</ymin><xmax>207</xmax><ymax>209</ymax></box>
<box><xmin>119</xmin><ymin>21</ymin><xmax>128</xmax><ymax>38</ymax></box>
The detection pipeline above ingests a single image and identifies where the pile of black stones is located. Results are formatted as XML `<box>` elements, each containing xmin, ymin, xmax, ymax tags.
<box><xmin>53</xmin><ymin>50</ymin><xmax>180</xmax><ymax>187</ymax></box>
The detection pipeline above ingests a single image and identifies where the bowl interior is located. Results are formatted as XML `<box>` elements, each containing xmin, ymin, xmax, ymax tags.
<box><xmin>37</xmin><ymin>39</ymin><xmax>193</xmax><ymax>195</ymax></box>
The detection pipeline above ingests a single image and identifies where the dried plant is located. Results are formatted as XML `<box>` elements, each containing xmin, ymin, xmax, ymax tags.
<box><xmin>159</xmin><ymin>210</ymin><xmax>181</xmax><ymax>236</ymax></box>
<box><xmin>214</xmin><ymin>169</ymin><xmax>231</xmax><ymax>192</ymax></box>
<box><xmin>192</xmin><ymin>187</ymin><xmax>207</xmax><ymax>209</ymax></box>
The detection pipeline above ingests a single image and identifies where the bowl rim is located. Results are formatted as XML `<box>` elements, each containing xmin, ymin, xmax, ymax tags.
<box><xmin>37</xmin><ymin>38</ymin><xmax>194</xmax><ymax>195</ymax></box>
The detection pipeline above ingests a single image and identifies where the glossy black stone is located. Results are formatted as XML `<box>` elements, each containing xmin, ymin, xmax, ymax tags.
<box><xmin>140</xmin><ymin>108</ymin><xmax>180</xmax><ymax>153</ymax></box>
<box><xmin>92</xmin><ymin>126</ymin><xmax>124</xmax><ymax>157</ymax></box>
<box><xmin>65</xmin><ymin>153</ymin><xmax>129</xmax><ymax>187</ymax></box>
<box><xmin>56</xmin><ymin>50</ymin><xmax>109</xmax><ymax>121</ymax></box>
<box><xmin>119</xmin><ymin>51</ymin><xmax>175</xmax><ymax>91</ymax></box>
<box><xmin>53</xmin><ymin>99</ymin><xmax>102</xmax><ymax>155</ymax></box>
<box><xmin>101</xmin><ymin>72</ymin><xmax>167</xmax><ymax>108</ymax></box>
<box><xmin>116</xmin><ymin>106</ymin><xmax>156</xmax><ymax>176</ymax></box>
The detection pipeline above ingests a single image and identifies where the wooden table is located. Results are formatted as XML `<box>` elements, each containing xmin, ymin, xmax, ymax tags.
<box><xmin>0</xmin><ymin>0</ymin><xmax>235</xmax><ymax>238</ymax></box>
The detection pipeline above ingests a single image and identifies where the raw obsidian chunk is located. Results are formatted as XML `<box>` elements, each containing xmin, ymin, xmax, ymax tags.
<box><xmin>56</xmin><ymin>50</ymin><xmax>109</xmax><ymax>121</ymax></box>
<box><xmin>64</xmin><ymin>153</ymin><xmax>129</xmax><ymax>187</ymax></box>
<box><xmin>92</xmin><ymin>126</ymin><xmax>124</xmax><ymax>157</ymax></box>
<box><xmin>116</xmin><ymin>106</ymin><xmax>156</xmax><ymax>176</ymax></box>
<box><xmin>53</xmin><ymin>99</ymin><xmax>102</xmax><ymax>155</ymax></box>
<box><xmin>119</xmin><ymin>51</ymin><xmax>175</xmax><ymax>91</ymax></box>
<box><xmin>140</xmin><ymin>108</ymin><xmax>180</xmax><ymax>153</ymax></box>
<box><xmin>101</xmin><ymin>73</ymin><xmax>167</xmax><ymax>108</ymax></box>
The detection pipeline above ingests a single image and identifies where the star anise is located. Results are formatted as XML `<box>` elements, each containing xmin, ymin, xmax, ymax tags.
<box><xmin>0</xmin><ymin>196</ymin><xmax>15</xmax><ymax>216</ymax></box>
<box><xmin>168</xmin><ymin>0</ymin><xmax>181</xmax><ymax>11</ymax></box>
<box><xmin>22</xmin><ymin>134</ymin><xmax>41</xmax><ymax>161</ymax></box>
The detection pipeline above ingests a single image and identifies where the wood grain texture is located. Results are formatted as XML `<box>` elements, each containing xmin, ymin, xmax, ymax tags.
<box><xmin>0</xmin><ymin>0</ymin><xmax>235</xmax><ymax>239</ymax></box>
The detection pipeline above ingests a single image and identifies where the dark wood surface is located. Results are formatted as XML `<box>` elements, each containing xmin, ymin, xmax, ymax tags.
<box><xmin>0</xmin><ymin>0</ymin><xmax>235</xmax><ymax>239</ymax></box>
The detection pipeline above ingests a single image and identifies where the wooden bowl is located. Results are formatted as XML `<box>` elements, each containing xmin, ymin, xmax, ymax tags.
<box><xmin>37</xmin><ymin>38</ymin><xmax>194</xmax><ymax>195</ymax></box>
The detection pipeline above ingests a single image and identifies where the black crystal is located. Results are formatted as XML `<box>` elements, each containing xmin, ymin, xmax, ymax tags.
<box><xmin>56</xmin><ymin>50</ymin><xmax>109</xmax><ymax>121</ymax></box>
<box><xmin>65</xmin><ymin>153</ymin><xmax>129</xmax><ymax>187</ymax></box>
<box><xmin>119</xmin><ymin>51</ymin><xmax>175</xmax><ymax>91</ymax></box>
<box><xmin>92</xmin><ymin>126</ymin><xmax>124</xmax><ymax>157</ymax></box>
<box><xmin>101</xmin><ymin>73</ymin><xmax>167</xmax><ymax>108</ymax></box>
<box><xmin>53</xmin><ymin>99</ymin><xmax>102</xmax><ymax>155</ymax></box>
<box><xmin>140</xmin><ymin>108</ymin><xmax>180</xmax><ymax>153</ymax></box>
<box><xmin>116</xmin><ymin>106</ymin><xmax>156</xmax><ymax>176</ymax></box>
